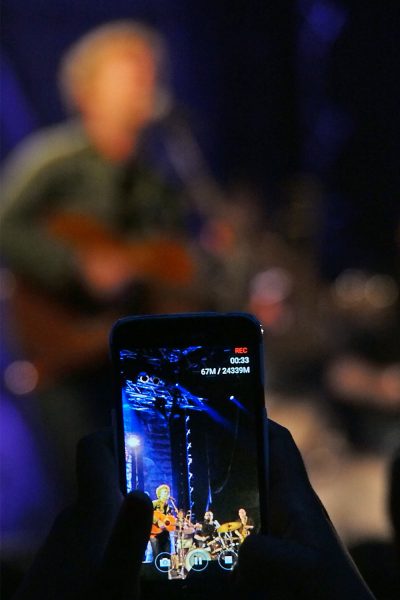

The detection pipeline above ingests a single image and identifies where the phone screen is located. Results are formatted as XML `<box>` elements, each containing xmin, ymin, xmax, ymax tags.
<box><xmin>114</xmin><ymin>315</ymin><xmax>267</xmax><ymax>584</ymax></box>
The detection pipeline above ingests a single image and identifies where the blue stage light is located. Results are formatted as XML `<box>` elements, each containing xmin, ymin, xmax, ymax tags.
<box><xmin>126</xmin><ymin>434</ymin><xmax>141</xmax><ymax>449</ymax></box>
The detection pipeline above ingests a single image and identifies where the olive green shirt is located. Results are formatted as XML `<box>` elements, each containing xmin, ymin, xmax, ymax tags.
<box><xmin>0</xmin><ymin>120</ymin><xmax>186</xmax><ymax>296</ymax></box>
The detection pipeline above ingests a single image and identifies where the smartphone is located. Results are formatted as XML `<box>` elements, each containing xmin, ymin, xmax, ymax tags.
<box><xmin>110</xmin><ymin>312</ymin><xmax>268</xmax><ymax>594</ymax></box>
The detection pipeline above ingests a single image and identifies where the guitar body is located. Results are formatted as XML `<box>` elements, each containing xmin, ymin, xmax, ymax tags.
<box><xmin>11</xmin><ymin>213</ymin><xmax>201</xmax><ymax>388</ymax></box>
<box><xmin>13</xmin><ymin>279</ymin><xmax>118</xmax><ymax>387</ymax></box>
<box><xmin>47</xmin><ymin>213</ymin><xmax>195</xmax><ymax>286</ymax></box>
<box><xmin>151</xmin><ymin>510</ymin><xmax>177</xmax><ymax>535</ymax></box>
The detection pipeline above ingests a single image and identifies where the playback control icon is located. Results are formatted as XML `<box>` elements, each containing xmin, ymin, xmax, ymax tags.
<box><xmin>186</xmin><ymin>549</ymin><xmax>209</xmax><ymax>572</ymax></box>
<box><xmin>218</xmin><ymin>549</ymin><xmax>238</xmax><ymax>571</ymax></box>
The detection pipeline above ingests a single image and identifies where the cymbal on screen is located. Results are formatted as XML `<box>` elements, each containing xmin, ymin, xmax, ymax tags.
<box><xmin>217</xmin><ymin>521</ymin><xmax>241</xmax><ymax>533</ymax></box>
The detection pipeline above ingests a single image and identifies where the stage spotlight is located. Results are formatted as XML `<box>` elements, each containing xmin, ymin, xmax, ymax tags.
<box><xmin>228</xmin><ymin>395</ymin><xmax>248</xmax><ymax>412</ymax></box>
<box><xmin>126</xmin><ymin>434</ymin><xmax>141</xmax><ymax>449</ymax></box>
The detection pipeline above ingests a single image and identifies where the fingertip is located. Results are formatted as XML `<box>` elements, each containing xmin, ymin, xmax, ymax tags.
<box><xmin>236</xmin><ymin>533</ymin><xmax>303</xmax><ymax>595</ymax></box>
<box><xmin>126</xmin><ymin>490</ymin><xmax>153</xmax><ymax>510</ymax></box>
<box><xmin>119</xmin><ymin>491</ymin><xmax>153</xmax><ymax>536</ymax></box>
<box><xmin>123</xmin><ymin>490</ymin><xmax>153</xmax><ymax>519</ymax></box>
<box><xmin>239</xmin><ymin>531</ymin><xmax>274</xmax><ymax>564</ymax></box>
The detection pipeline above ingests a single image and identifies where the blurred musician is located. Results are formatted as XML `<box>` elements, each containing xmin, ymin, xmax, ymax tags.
<box><xmin>0</xmin><ymin>21</ymin><xmax>199</xmax><ymax>503</ymax></box>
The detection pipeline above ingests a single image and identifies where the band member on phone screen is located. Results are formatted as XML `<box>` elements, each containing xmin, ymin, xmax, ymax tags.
<box><xmin>194</xmin><ymin>510</ymin><xmax>220</xmax><ymax>547</ymax></box>
<box><xmin>236</xmin><ymin>507</ymin><xmax>254</xmax><ymax>542</ymax></box>
<box><xmin>151</xmin><ymin>484</ymin><xmax>175</xmax><ymax>555</ymax></box>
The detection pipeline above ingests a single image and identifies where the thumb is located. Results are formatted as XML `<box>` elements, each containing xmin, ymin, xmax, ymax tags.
<box><xmin>235</xmin><ymin>533</ymin><xmax>319</xmax><ymax>599</ymax></box>
<box><xmin>268</xmin><ymin>420</ymin><xmax>335</xmax><ymax>546</ymax></box>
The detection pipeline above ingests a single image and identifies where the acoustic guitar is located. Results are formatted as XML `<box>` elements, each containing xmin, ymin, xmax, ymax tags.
<box><xmin>151</xmin><ymin>510</ymin><xmax>177</xmax><ymax>535</ymax></box>
<box><xmin>12</xmin><ymin>212</ymin><xmax>200</xmax><ymax>388</ymax></box>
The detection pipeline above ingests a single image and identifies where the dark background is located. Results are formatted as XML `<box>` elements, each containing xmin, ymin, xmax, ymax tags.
<box><xmin>2</xmin><ymin>0</ymin><xmax>399</xmax><ymax>279</ymax></box>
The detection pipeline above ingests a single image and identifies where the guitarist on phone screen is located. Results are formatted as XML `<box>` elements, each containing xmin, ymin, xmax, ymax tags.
<box><xmin>151</xmin><ymin>484</ymin><xmax>176</xmax><ymax>556</ymax></box>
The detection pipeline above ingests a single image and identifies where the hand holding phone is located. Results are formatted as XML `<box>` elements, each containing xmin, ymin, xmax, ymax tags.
<box><xmin>12</xmin><ymin>419</ymin><xmax>374</xmax><ymax>599</ymax></box>
<box><xmin>235</xmin><ymin>421</ymin><xmax>375</xmax><ymax>600</ymax></box>
<box><xmin>13</xmin><ymin>312</ymin><xmax>373</xmax><ymax>600</ymax></box>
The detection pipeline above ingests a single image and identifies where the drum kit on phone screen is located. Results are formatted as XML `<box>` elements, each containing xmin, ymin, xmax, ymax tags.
<box><xmin>150</xmin><ymin>507</ymin><xmax>254</xmax><ymax>580</ymax></box>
